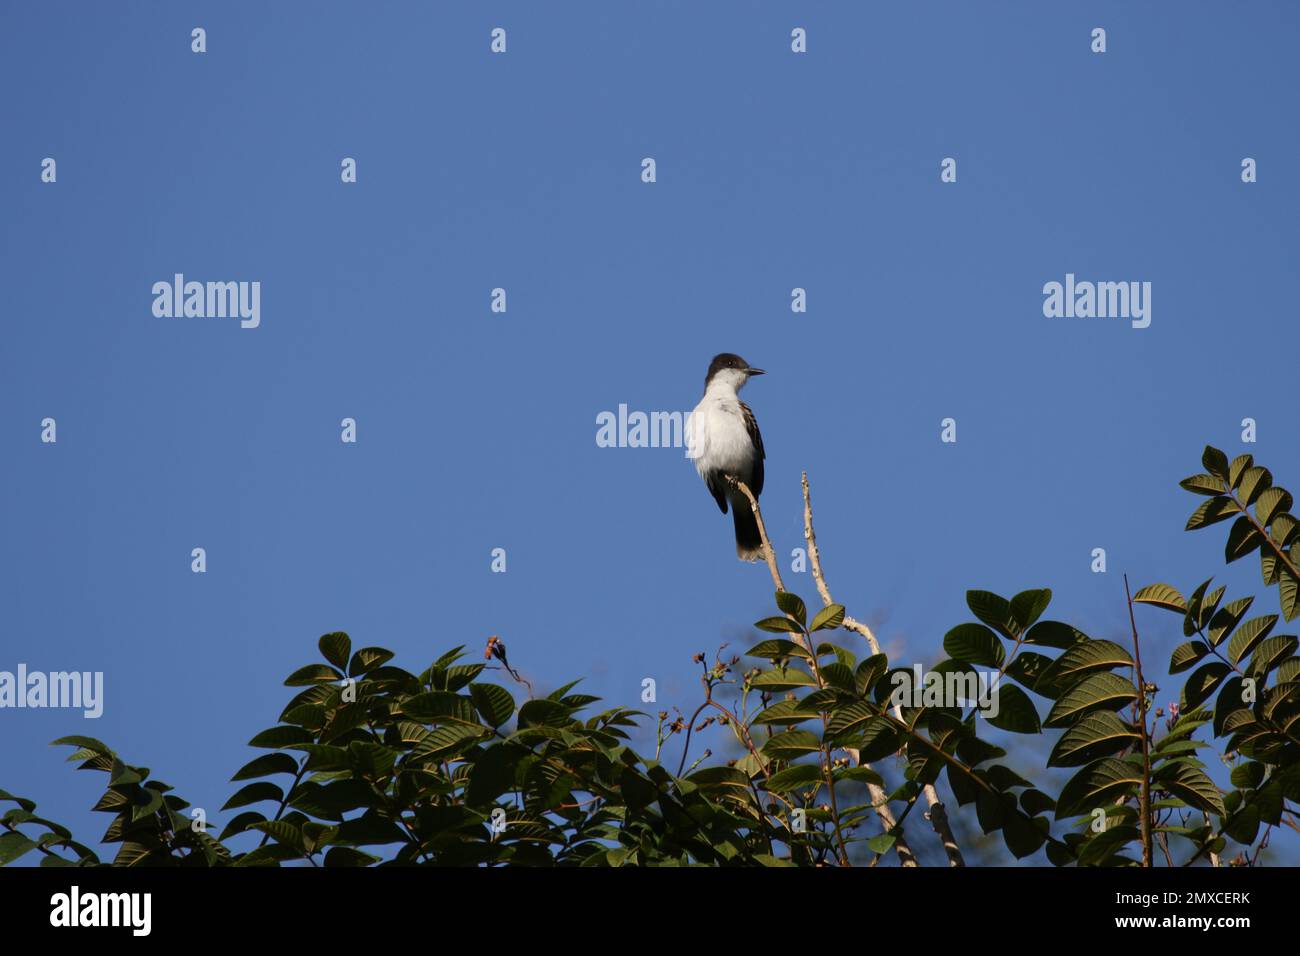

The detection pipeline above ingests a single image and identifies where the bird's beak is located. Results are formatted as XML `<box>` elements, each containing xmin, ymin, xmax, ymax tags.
<box><xmin>746</xmin><ymin>367</ymin><xmax>766</xmax><ymax>376</ymax></box>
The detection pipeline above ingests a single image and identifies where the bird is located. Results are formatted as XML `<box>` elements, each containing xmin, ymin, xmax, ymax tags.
<box><xmin>687</xmin><ymin>353</ymin><xmax>767</xmax><ymax>561</ymax></box>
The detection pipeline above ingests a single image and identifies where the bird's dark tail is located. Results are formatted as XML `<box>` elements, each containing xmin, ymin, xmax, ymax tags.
<box><xmin>731</xmin><ymin>494</ymin><xmax>763</xmax><ymax>562</ymax></box>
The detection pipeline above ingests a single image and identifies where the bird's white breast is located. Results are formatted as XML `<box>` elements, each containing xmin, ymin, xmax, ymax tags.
<box><xmin>688</xmin><ymin>393</ymin><xmax>755</xmax><ymax>481</ymax></box>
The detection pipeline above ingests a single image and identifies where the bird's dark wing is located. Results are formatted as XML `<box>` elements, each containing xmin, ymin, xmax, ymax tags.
<box><xmin>742</xmin><ymin>401</ymin><xmax>765</xmax><ymax>497</ymax></box>
<box><xmin>705</xmin><ymin>471</ymin><xmax>728</xmax><ymax>514</ymax></box>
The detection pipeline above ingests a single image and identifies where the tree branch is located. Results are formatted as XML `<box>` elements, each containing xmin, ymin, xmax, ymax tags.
<box><xmin>801</xmin><ymin>471</ymin><xmax>966</xmax><ymax>867</ymax></box>
<box><xmin>731</xmin><ymin>476</ymin><xmax>917</xmax><ymax>867</ymax></box>
<box><xmin>1124</xmin><ymin>573</ymin><xmax>1154</xmax><ymax>868</ymax></box>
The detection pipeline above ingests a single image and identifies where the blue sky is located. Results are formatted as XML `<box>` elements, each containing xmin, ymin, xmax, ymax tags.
<box><xmin>3</xmin><ymin>1</ymin><xmax>1298</xmax><ymax>864</ymax></box>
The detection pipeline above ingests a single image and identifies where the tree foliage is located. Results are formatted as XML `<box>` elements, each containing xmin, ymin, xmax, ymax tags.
<box><xmin>4</xmin><ymin>444</ymin><xmax>1299</xmax><ymax>866</ymax></box>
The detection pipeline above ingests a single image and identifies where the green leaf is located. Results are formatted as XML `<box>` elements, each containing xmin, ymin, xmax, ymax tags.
<box><xmin>1044</xmin><ymin>640</ymin><xmax>1134</xmax><ymax>684</ymax></box>
<box><xmin>221</xmin><ymin>782</ymin><xmax>285</xmax><ymax>811</ymax></box>
<box><xmin>1056</xmin><ymin>758</ymin><xmax>1143</xmax><ymax>818</ymax></box>
<box><xmin>967</xmin><ymin>591</ymin><xmax>1017</xmax><ymax>638</ymax></box>
<box><xmin>1045</xmin><ymin>672</ymin><xmax>1138</xmax><ymax>728</ymax></box>
<box><xmin>233</xmin><ymin>844</ymin><xmax>301</xmax><ymax>867</ymax></box>
<box><xmin>515</xmin><ymin>698</ymin><xmax>572</xmax><ymax>729</ymax></box>
<box><xmin>348</xmin><ymin>647</ymin><xmax>394</xmax><ymax>677</ymax></box>
<box><xmin>943</xmin><ymin>623</ymin><xmax>1005</xmax><ymax>668</ymax></box>
<box><xmin>107</xmin><ymin>759</ymin><xmax>143</xmax><ymax>786</ymax></box>
<box><xmin>218</xmin><ymin>811</ymin><xmax>267</xmax><ymax>841</ymax></box>
<box><xmin>50</xmin><ymin>736</ymin><xmax>113</xmax><ymax>756</ymax></box>
<box><xmin>752</xmin><ymin>698</ymin><xmax>819</xmax><ymax>726</ymax></box>
<box><xmin>1078</xmin><ymin>825</ymin><xmax>1141</xmax><ymax>866</ymax></box>
<box><xmin>1048</xmin><ymin>712</ymin><xmax>1140</xmax><ymax>767</ymax></box>
<box><xmin>1182</xmin><ymin>662</ymin><xmax>1231</xmax><ymax>711</ymax></box>
<box><xmin>284</xmin><ymin>663</ymin><xmax>343</xmax><ymax>687</ymax></box>
<box><xmin>0</xmin><ymin>791</ymin><xmax>36</xmax><ymax>813</ymax></box>
<box><xmin>1169</xmin><ymin>641</ymin><xmax>1209</xmax><ymax>674</ymax></box>
<box><xmin>1202</xmin><ymin>445</ymin><xmax>1230</xmax><ymax>481</ymax></box>
<box><xmin>743</xmin><ymin>639</ymin><xmax>810</xmax><ymax>661</ymax></box>
<box><xmin>1021</xmin><ymin>789</ymin><xmax>1056</xmax><ymax>816</ymax></box>
<box><xmin>1180</xmin><ymin>474</ymin><xmax>1225</xmax><ymax>496</ymax></box>
<box><xmin>1227</xmin><ymin>615</ymin><xmax>1277</xmax><ymax>665</ymax></box>
<box><xmin>402</xmin><ymin>691</ymin><xmax>480</xmax><ymax>726</ymax></box>
<box><xmin>829</xmin><ymin>662</ymin><xmax>866</xmax><ymax>698</ymax></box>
<box><xmin>1225</xmin><ymin>517</ymin><xmax>1263</xmax><ymax>563</ymax></box>
<box><xmin>854</xmin><ymin>654</ymin><xmax>889</xmax><ymax>696</ymax></box>
<box><xmin>1002</xmin><ymin>807</ymin><xmax>1046</xmax><ymax>859</ymax></box>
<box><xmin>1208</xmin><ymin>596</ymin><xmax>1254</xmax><ymax>646</ymax></box>
<box><xmin>1229</xmin><ymin>454</ymin><xmax>1254</xmax><ymax>489</ymax></box>
<box><xmin>754</xmin><ymin>671</ymin><xmax>811</xmax><ymax>691</ymax></box>
<box><xmin>835</xmin><ymin>766</ymin><xmax>884</xmax><ymax>786</ymax></box>
<box><xmin>761</xmin><ymin>730</ymin><xmax>822</xmax><ymax>760</ymax></box>
<box><xmin>469</xmin><ymin>683</ymin><xmax>515</xmax><ymax>727</ymax></box>
<box><xmin>983</xmin><ymin>684</ymin><xmax>1041</xmax><ymax>734</ymax></box>
<box><xmin>463</xmin><ymin>745</ymin><xmax>519</xmax><ymax>807</ymax></box>
<box><xmin>1214</xmin><ymin>677</ymin><xmax>1248</xmax><ymax>737</ymax></box>
<box><xmin>1248</xmin><ymin>635</ymin><xmax>1299</xmax><ymax>681</ymax></box>
<box><xmin>1131</xmin><ymin>583</ymin><xmax>1186</xmax><ymax>613</ymax></box>
<box><xmin>866</xmin><ymin>833</ymin><xmax>897</xmax><ymax>855</ymax></box>
<box><xmin>1224</xmin><ymin>803</ymin><xmax>1262</xmax><ymax>846</ymax></box>
<box><xmin>1155</xmin><ymin>762</ymin><xmax>1226</xmax><ymax>816</ymax></box>
<box><xmin>809</xmin><ymin>604</ymin><xmax>846</xmax><ymax>632</ymax></box>
<box><xmin>1185</xmin><ymin>497</ymin><xmax>1240</xmax><ymax>531</ymax></box>
<box><xmin>247</xmin><ymin>726</ymin><xmax>314</xmax><ymax>749</ymax></box>
<box><xmin>317</xmin><ymin>632</ymin><xmax>351</xmax><ymax>670</ymax></box>
<box><xmin>414</xmin><ymin>724</ymin><xmax>488</xmax><ymax>760</ymax></box>
<box><xmin>1230</xmin><ymin>762</ymin><xmax>1266</xmax><ymax>790</ymax></box>
<box><xmin>1010</xmin><ymin>589</ymin><xmax>1052</xmax><ymax>631</ymax></box>
<box><xmin>775</xmin><ymin>591</ymin><xmax>807</xmax><ymax>628</ymax></box>
<box><xmin>1280</xmin><ymin>567</ymin><xmax>1300</xmax><ymax>622</ymax></box>
<box><xmin>765</xmin><ymin>764</ymin><xmax>825</xmax><ymax>793</ymax></box>
<box><xmin>754</xmin><ymin>617</ymin><xmax>804</xmax><ymax>635</ymax></box>
<box><xmin>247</xmin><ymin>820</ymin><xmax>306</xmax><ymax>853</ymax></box>
<box><xmin>687</xmin><ymin>767</ymin><xmax>751</xmax><ymax>792</ymax></box>
<box><xmin>0</xmin><ymin>832</ymin><xmax>38</xmax><ymax>865</ymax></box>
<box><xmin>1024</xmin><ymin>620</ymin><xmax>1086</xmax><ymax>650</ymax></box>
<box><xmin>231</xmin><ymin>752</ymin><xmax>300</xmax><ymax>781</ymax></box>
<box><xmin>1239</xmin><ymin>466</ymin><xmax>1272</xmax><ymax>506</ymax></box>
<box><xmin>751</xmin><ymin>666</ymin><xmax>817</xmax><ymax>691</ymax></box>
<box><xmin>324</xmin><ymin>846</ymin><xmax>381</xmax><ymax>867</ymax></box>
<box><xmin>825</xmin><ymin>700</ymin><xmax>881</xmax><ymax>740</ymax></box>
<box><xmin>1182</xmin><ymin>579</ymin><xmax>1216</xmax><ymax>636</ymax></box>
<box><xmin>1256</xmin><ymin>487</ymin><xmax>1293</xmax><ymax>526</ymax></box>
<box><xmin>1271</xmin><ymin>513</ymin><xmax>1299</xmax><ymax>547</ymax></box>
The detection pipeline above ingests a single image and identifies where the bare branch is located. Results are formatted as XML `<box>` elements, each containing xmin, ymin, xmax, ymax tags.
<box><xmin>1124</xmin><ymin>574</ymin><xmax>1154</xmax><ymax>868</ymax></box>
<box><xmin>802</xmin><ymin>472</ymin><xmax>966</xmax><ymax>867</ymax></box>
<box><xmin>731</xmin><ymin>477</ymin><xmax>917</xmax><ymax>867</ymax></box>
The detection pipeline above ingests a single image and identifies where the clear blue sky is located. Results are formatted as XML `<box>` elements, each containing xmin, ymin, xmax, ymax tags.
<box><xmin>4</xmin><ymin>2</ymin><xmax>1298</xmax><ymax>864</ymax></box>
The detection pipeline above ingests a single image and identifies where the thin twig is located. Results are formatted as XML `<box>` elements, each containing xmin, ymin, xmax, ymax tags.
<box><xmin>1124</xmin><ymin>574</ymin><xmax>1154</xmax><ymax>868</ymax></box>
<box><xmin>732</xmin><ymin>477</ymin><xmax>911</xmax><ymax>867</ymax></box>
<box><xmin>802</xmin><ymin>472</ymin><xmax>964</xmax><ymax>867</ymax></box>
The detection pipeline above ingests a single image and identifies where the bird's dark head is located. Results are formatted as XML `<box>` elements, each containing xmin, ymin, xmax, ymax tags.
<box><xmin>704</xmin><ymin>353</ymin><xmax>765</xmax><ymax>392</ymax></box>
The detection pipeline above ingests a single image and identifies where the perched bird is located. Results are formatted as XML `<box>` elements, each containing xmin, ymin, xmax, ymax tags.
<box><xmin>687</xmin><ymin>353</ymin><xmax>767</xmax><ymax>561</ymax></box>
